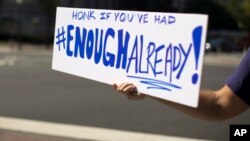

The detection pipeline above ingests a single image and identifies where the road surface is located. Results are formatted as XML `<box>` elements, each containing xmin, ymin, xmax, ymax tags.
<box><xmin>0</xmin><ymin>46</ymin><xmax>249</xmax><ymax>141</ymax></box>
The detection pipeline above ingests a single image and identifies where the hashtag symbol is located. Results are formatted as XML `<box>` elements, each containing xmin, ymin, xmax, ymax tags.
<box><xmin>56</xmin><ymin>27</ymin><xmax>66</xmax><ymax>51</ymax></box>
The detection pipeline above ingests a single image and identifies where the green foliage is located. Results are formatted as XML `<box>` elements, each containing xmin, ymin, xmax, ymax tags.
<box><xmin>38</xmin><ymin>0</ymin><xmax>58</xmax><ymax>44</ymax></box>
<box><xmin>39</xmin><ymin>0</ymin><xmax>58</xmax><ymax>16</ymax></box>
<box><xmin>186</xmin><ymin>0</ymin><xmax>239</xmax><ymax>30</ymax></box>
<box><xmin>216</xmin><ymin>0</ymin><xmax>250</xmax><ymax>31</ymax></box>
<box><xmin>241</xmin><ymin>0</ymin><xmax>250</xmax><ymax>31</ymax></box>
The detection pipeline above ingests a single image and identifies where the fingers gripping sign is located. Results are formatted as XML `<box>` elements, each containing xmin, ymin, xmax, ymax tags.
<box><xmin>113</xmin><ymin>83</ymin><xmax>146</xmax><ymax>100</ymax></box>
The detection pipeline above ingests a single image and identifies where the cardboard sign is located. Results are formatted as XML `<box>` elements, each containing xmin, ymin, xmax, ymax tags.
<box><xmin>52</xmin><ymin>7</ymin><xmax>208</xmax><ymax>107</ymax></box>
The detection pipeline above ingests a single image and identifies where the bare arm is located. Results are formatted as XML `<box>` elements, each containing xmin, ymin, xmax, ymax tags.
<box><xmin>113</xmin><ymin>83</ymin><xmax>249</xmax><ymax>121</ymax></box>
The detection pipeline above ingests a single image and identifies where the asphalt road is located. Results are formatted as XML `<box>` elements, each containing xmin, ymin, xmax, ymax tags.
<box><xmin>0</xmin><ymin>49</ymin><xmax>249</xmax><ymax>141</ymax></box>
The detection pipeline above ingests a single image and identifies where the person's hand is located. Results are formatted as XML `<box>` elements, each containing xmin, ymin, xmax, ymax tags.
<box><xmin>113</xmin><ymin>83</ymin><xmax>147</xmax><ymax>100</ymax></box>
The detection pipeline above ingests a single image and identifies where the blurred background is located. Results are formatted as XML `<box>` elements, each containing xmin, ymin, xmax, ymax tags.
<box><xmin>0</xmin><ymin>0</ymin><xmax>249</xmax><ymax>49</ymax></box>
<box><xmin>0</xmin><ymin>0</ymin><xmax>250</xmax><ymax>141</ymax></box>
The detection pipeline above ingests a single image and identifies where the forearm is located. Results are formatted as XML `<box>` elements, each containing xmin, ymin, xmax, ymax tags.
<box><xmin>146</xmin><ymin>90</ymin><xmax>225</xmax><ymax>121</ymax></box>
<box><xmin>114</xmin><ymin>83</ymin><xmax>248</xmax><ymax>121</ymax></box>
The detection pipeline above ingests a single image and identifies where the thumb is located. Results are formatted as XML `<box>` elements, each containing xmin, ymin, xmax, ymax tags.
<box><xmin>113</xmin><ymin>83</ymin><xmax>118</xmax><ymax>90</ymax></box>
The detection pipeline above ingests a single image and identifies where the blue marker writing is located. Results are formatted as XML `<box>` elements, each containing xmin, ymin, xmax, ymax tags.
<box><xmin>192</xmin><ymin>26</ymin><xmax>203</xmax><ymax>84</ymax></box>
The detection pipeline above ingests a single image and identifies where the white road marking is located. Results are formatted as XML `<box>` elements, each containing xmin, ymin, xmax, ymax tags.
<box><xmin>0</xmin><ymin>116</ymin><xmax>212</xmax><ymax>141</ymax></box>
<box><xmin>0</xmin><ymin>55</ymin><xmax>17</xmax><ymax>66</ymax></box>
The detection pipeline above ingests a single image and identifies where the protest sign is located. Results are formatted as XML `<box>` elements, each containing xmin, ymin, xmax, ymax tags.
<box><xmin>52</xmin><ymin>7</ymin><xmax>208</xmax><ymax>107</ymax></box>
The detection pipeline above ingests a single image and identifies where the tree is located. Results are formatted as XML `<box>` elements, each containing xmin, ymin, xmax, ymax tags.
<box><xmin>186</xmin><ymin>0</ymin><xmax>239</xmax><ymax>30</ymax></box>
<box><xmin>239</xmin><ymin>0</ymin><xmax>250</xmax><ymax>31</ymax></box>
<box><xmin>216</xmin><ymin>0</ymin><xmax>250</xmax><ymax>31</ymax></box>
<box><xmin>39</xmin><ymin>0</ymin><xmax>58</xmax><ymax>46</ymax></box>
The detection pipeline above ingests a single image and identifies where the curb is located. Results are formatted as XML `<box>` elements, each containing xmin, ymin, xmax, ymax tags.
<box><xmin>203</xmin><ymin>53</ymin><xmax>243</xmax><ymax>67</ymax></box>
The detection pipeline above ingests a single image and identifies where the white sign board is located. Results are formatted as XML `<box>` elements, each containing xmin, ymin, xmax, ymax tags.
<box><xmin>52</xmin><ymin>7</ymin><xmax>208</xmax><ymax>107</ymax></box>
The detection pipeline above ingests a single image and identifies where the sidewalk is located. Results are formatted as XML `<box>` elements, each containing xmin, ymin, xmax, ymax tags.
<box><xmin>203</xmin><ymin>52</ymin><xmax>243</xmax><ymax>67</ymax></box>
<box><xmin>0</xmin><ymin>43</ymin><xmax>53</xmax><ymax>56</ymax></box>
<box><xmin>0</xmin><ymin>116</ymin><xmax>212</xmax><ymax>141</ymax></box>
<box><xmin>0</xmin><ymin>129</ymin><xmax>91</xmax><ymax>141</ymax></box>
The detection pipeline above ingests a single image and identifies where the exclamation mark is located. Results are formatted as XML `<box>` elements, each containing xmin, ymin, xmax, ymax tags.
<box><xmin>192</xmin><ymin>26</ymin><xmax>203</xmax><ymax>84</ymax></box>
